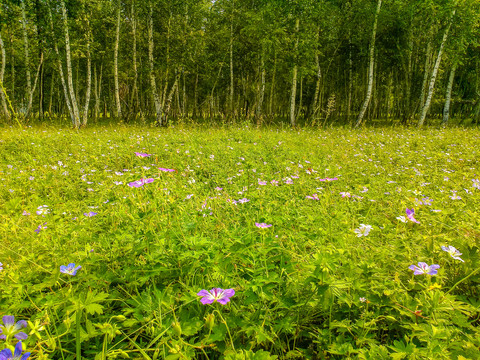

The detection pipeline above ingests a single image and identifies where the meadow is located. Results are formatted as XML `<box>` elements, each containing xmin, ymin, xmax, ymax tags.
<box><xmin>1</xmin><ymin>124</ymin><xmax>480</xmax><ymax>360</ymax></box>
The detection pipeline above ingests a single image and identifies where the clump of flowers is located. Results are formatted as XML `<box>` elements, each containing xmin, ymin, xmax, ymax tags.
<box><xmin>197</xmin><ymin>288</ymin><xmax>235</xmax><ymax>305</ymax></box>
<box><xmin>0</xmin><ymin>341</ymin><xmax>31</xmax><ymax>360</ymax></box>
<box><xmin>36</xmin><ymin>205</ymin><xmax>50</xmax><ymax>215</ymax></box>
<box><xmin>135</xmin><ymin>152</ymin><xmax>152</xmax><ymax>157</ymax></box>
<box><xmin>409</xmin><ymin>262</ymin><xmax>440</xmax><ymax>276</ymax></box>
<box><xmin>0</xmin><ymin>316</ymin><xmax>28</xmax><ymax>341</ymax></box>
<box><xmin>34</xmin><ymin>222</ymin><xmax>47</xmax><ymax>234</ymax></box>
<box><xmin>127</xmin><ymin>178</ymin><xmax>154</xmax><ymax>188</ymax></box>
<box><xmin>255</xmin><ymin>223</ymin><xmax>272</xmax><ymax>228</ymax></box>
<box><xmin>60</xmin><ymin>263</ymin><xmax>82</xmax><ymax>276</ymax></box>
<box><xmin>441</xmin><ymin>245</ymin><xmax>464</xmax><ymax>262</ymax></box>
<box><xmin>354</xmin><ymin>224</ymin><xmax>373</xmax><ymax>237</ymax></box>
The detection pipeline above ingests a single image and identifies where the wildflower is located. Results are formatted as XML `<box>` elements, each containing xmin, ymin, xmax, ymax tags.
<box><xmin>237</xmin><ymin>198</ymin><xmax>250</xmax><ymax>204</ymax></box>
<box><xmin>255</xmin><ymin>222</ymin><xmax>272</xmax><ymax>228</ymax></box>
<box><xmin>36</xmin><ymin>205</ymin><xmax>49</xmax><ymax>215</ymax></box>
<box><xmin>60</xmin><ymin>263</ymin><xmax>82</xmax><ymax>276</ymax></box>
<box><xmin>127</xmin><ymin>178</ymin><xmax>154</xmax><ymax>188</ymax></box>
<box><xmin>34</xmin><ymin>222</ymin><xmax>47</xmax><ymax>234</ymax></box>
<box><xmin>441</xmin><ymin>245</ymin><xmax>464</xmax><ymax>262</ymax></box>
<box><xmin>0</xmin><ymin>263</ymin><xmax>2</xmax><ymax>271</ymax></box>
<box><xmin>158</xmin><ymin>167</ymin><xmax>175</xmax><ymax>172</ymax></box>
<box><xmin>473</xmin><ymin>179</ymin><xmax>480</xmax><ymax>190</ymax></box>
<box><xmin>340</xmin><ymin>192</ymin><xmax>351</xmax><ymax>198</ymax></box>
<box><xmin>22</xmin><ymin>211</ymin><xmax>30</xmax><ymax>216</ymax></box>
<box><xmin>270</xmin><ymin>180</ymin><xmax>279</xmax><ymax>186</ymax></box>
<box><xmin>409</xmin><ymin>262</ymin><xmax>440</xmax><ymax>276</ymax></box>
<box><xmin>449</xmin><ymin>191</ymin><xmax>462</xmax><ymax>200</ymax></box>
<box><xmin>258</xmin><ymin>180</ymin><xmax>267</xmax><ymax>186</ymax></box>
<box><xmin>0</xmin><ymin>341</ymin><xmax>31</xmax><ymax>360</ymax></box>
<box><xmin>135</xmin><ymin>152</ymin><xmax>151</xmax><ymax>157</ymax></box>
<box><xmin>184</xmin><ymin>194</ymin><xmax>194</xmax><ymax>200</ymax></box>
<box><xmin>396</xmin><ymin>216</ymin><xmax>408</xmax><ymax>223</ymax></box>
<box><xmin>83</xmin><ymin>212</ymin><xmax>97</xmax><ymax>217</ymax></box>
<box><xmin>354</xmin><ymin>224</ymin><xmax>373</xmax><ymax>237</ymax></box>
<box><xmin>215</xmin><ymin>187</ymin><xmax>223</xmax><ymax>191</ymax></box>
<box><xmin>405</xmin><ymin>208</ymin><xmax>420</xmax><ymax>223</ymax></box>
<box><xmin>0</xmin><ymin>316</ymin><xmax>28</xmax><ymax>340</ymax></box>
<box><xmin>306</xmin><ymin>194</ymin><xmax>320</xmax><ymax>200</ymax></box>
<box><xmin>197</xmin><ymin>288</ymin><xmax>235</xmax><ymax>305</ymax></box>
<box><xmin>359</xmin><ymin>297</ymin><xmax>367</xmax><ymax>303</ymax></box>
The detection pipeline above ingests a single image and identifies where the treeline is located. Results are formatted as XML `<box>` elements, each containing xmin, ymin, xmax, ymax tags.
<box><xmin>0</xmin><ymin>0</ymin><xmax>479</xmax><ymax>128</ymax></box>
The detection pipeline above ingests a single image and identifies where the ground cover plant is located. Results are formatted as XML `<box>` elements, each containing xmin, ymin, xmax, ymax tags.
<box><xmin>1</xmin><ymin>124</ymin><xmax>480</xmax><ymax>359</ymax></box>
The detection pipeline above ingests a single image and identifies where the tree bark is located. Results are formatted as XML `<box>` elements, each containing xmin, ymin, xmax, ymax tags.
<box><xmin>256</xmin><ymin>53</ymin><xmax>265</xmax><ymax>121</ymax></box>
<box><xmin>148</xmin><ymin>3</ymin><xmax>162</xmax><ymax>125</ymax></box>
<box><xmin>418</xmin><ymin>9</ymin><xmax>455</xmax><ymax>127</ymax></box>
<box><xmin>229</xmin><ymin>20</ymin><xmax>234</xmax><ymax>117</ymax></box>
<box><xmin>130</xmin><ymin>0</ymin><xmax>139</xmax><ymax>114</ymax></box>
<box><xmin>355</xmin><ymin>0</ymin><xmax>382</xmax><ymax>128</ymax></box>
<box><xmin>0</xmin><ymin>32</ymin><xmax>9</xmax><ymax>119</ymax></box>
<box><xmin>21</xmin><ymin>0</ymin><xmax>32</xmax><ymax>105</ymax></box>
<box><xmin>60</xmin><ymin>0</ymin><xmax>81</xmax><ymax>128</ymax></box>
<box><xmin>442</xmin><ymin>63</ymin><xmax>456</xmax><ymax>126</ymax></box>
<box><xmin>82</xmin><ymin>21</ymin><xmax>92</xmax><ymax>126</ymax></box>
<box><xmin>114</xmin><ymin>1</ymin><xmax>122</xmax><ymax>118</ymax></box>
<box><xmin>290</xmin><ymin>18</ymin><xmax>300</xmax><ymax>127</ymax></box>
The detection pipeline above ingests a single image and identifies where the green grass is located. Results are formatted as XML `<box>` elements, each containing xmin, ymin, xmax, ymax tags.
<box><xmin>1</xmin><ymin>124</ymin><xmax>480</xmax><ymax>359</ymax></box>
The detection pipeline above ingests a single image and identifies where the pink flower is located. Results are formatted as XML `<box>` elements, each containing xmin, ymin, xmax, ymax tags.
<box><xmin>159</xmin><ymin>168</ymin><xmax>175</xmax><ymax>172</ymax></box>
<box><xmin>255</xmin><ymin>222</ymin><xmax>272</xmax><ymax>228</ymax></box>
<box><xmin>197</xmin><ymin>288</ymin><xmax>235</xmax><ymax>305</ymax></box>
<box><xmin>135</xmin><ymin>152</ymin><xmax>152</xmax><ymax>157</ymax></box>
<box><xmin>128</xmin><ymin>178</ymin><xmax>154</xmax><ymax>188</ymax></box>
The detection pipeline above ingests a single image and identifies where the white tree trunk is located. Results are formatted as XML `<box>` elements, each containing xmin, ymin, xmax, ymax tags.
<box><xmin>114</xmin><ymin>3</ymin><xmax>122</xmax><ymax>118</ymax></box>
<box><xmin>442</xmin><ymin>63</ymin><xmax>456</xmax><ymax>126</ymax></box>
<box><xmin>229</xmin><ymin>21</ymin><xmax>234</xmax><ymax>117</ymax></box>
<box><xmin>290</xmin><ymin>18</ymin><xmax>300</xmax><ymax>127</ymax></box>
<box><xmin>355</xmin><ymin>0</ymin><xmax>382</xmax><ymax>128</ymax></box>
<box><xmin>61</xmin><ymin>0</ymin><xmax>80</xmax><ymax>128</ymax></box>
<box><xmin>0</xmin><ymin>32</ymin><xmax>9</xmax><ymax>119</ymax></box>
<box><xmin>256</xmin><ymin>53</ymin><xmax>265</xmax><ymax>120</ymax></box>
<box><xmin>21</xmin><ymin>0</ymin><xmax>32</xmax><ymax>104</ymax></box>
<box><xmin>418</xmin><ymin>9</ymin><xmax>455</xmax><ymax>127</ymax></box>
<box><xmin>82</xmin><ymin>23</ymin><xmax>92</xmax><ymax>126</ymax></box>
<box><xmin>148</xmin><ymin>4</ymin><xmax>162</xmax><ymax>125</ymax></box>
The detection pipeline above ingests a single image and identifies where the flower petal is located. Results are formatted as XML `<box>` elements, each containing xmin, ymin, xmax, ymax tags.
<box><xmin>14</xmin><ymin>332</ymin><xmax>28</xmax><ymax>340</ymax></box>
<box><xmin>14</xmin><ymin>341</ymin><xmax>23</xmax><ymax>357</ymax></box>
<box><xmin>2</xmin><ymin>315</ymin><xmax>14</xmax><ymax>327</ymax></box>
<box><xmin>197</xmin><ymin>290</ymin><xmax>210</xmax><ymax>297</ymax></box>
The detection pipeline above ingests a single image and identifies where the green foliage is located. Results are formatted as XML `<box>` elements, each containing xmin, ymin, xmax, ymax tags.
<box><xmin>1</xmin><ymin>125</ymin><xmax>480</xmax><ymax>358</ymax></box>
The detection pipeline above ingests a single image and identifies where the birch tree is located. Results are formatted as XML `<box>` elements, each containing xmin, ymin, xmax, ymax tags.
<box><xmin>355</xmin><ymin>0</ymin><xmax>382</xmax><ymax>128</ymax></box>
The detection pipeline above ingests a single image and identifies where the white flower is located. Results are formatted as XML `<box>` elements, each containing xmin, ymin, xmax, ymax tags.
<box><xmin>396</xmin><ymin>216</ymin><xmax>407</xmax><ymax>223</ymax></box>
<box><xmin>354</xmin><ymin>224</ymin><xmax>372</xmax><ymax>237</ymax></box>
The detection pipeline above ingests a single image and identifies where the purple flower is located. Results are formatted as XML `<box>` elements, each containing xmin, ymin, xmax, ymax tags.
<box><xmin>255</xmin><ymin>222</ymin><xmax>272</xmax><ymax>228</ymax></box>
<box><xmin>197</xmin><ymin>288</ymin><xmax>235</xmax><ymax>305</ymax></box>
<box><xmin>60</xmin><ymin>263</ymin><xmax>81</xmax><ymax>276</ymax></box>
<box><xmin>237</xmin><ymin>198</ymin><xmax>250</xmax><ymax>204</ymax></box>
<box><xmin>306</xmin><ymin>194</ymin><xmax>319</xmax><ymax>200</ymax></box>
<box><xmin>258</xmin><ymin>180</ymin><xmax>267</xmax><ymax>186</ymax></box>
<box><xmin>83</xmin><ymin>212</ymin><xmax>98</xmax><ymax>217</ymax></box>
<box><xmin>441</xmin><ymin>245</ymin><xmax>464</xmax><ymax>262</ymax></box>
<box><xmin>0</xmin><ymin>316</ymin><xmax>28</xmax><ymax>341</ymax></box>
<box><xmin>0</xmin><ymin>341</ymin><xmax>31</xmax><ymax>360</ymax></box>
<box><xmin>36</xmin><ymin>205</ymin><xmax>49</xmax><ymax>215</ymax></box>
<box><xmin>0</xmin><ymin>263</ymin><xmax>3</xmax><ymax>271</ymax></box>
<box><xmin>22</xmin><ymin>211</ymin><xmax>30</xmax><ymax>216</ymax></box>
<box><xmin>405</xmin><ymin>208</ymin><xmax>420</xmax><ymax>223</ymax></box>
<box><xmin>409</xmin><ymin>262</ymin><xmax>440</xmax><ymax>276</ymax></box>
<box><xmin>340</xmin><ymin>192</ymin><xmax>351</xmax><ymax>198</ymax></box>
<box><xmin>127</xmin><ymin>178</ymin><xmax>154</xmax><ymax>188</ymax></box>
<box><xmin>34</xmin><ymin>222</ymin><xmax>47</xmax><ymax>234</ymax></box>
<box><xmin>135</xmin><ymin>152</ymin><xmax>152</xmax><ymax>157</ymax></box>
<box><xmin>158</xmin><ymin>167</ymin><xmax>175</xmax><ymax>172</ymax></box>
<box><xmin>472</xmin><ymin>179</ymin><xmax>480</xmax><ymax>190</ymax></box>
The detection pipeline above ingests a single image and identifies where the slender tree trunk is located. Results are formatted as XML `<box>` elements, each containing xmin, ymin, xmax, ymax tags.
<box><xmin>0</xmin><ymin>33</ymin><xmax>9</xmax><ymax>119</ymax></box>
<box><xmin>25</xmin><ymin>53</ymin><xmax>43</xmax><ymax>119</ymax></box>
<box><xmin>21</xmin><ymin>0</ymin><xmax>32</xmax><ymax>106</ymax></box>
<box><xmin>10</xmin><ymin>34</ymin><xmax>15</xmax><ymax>105</ymax></box>
<box><xmin>229</xmin><ymin>20</ymin><xmax>234</xmax><ymax>118</ymax></box>
<box><xmin>313</xmin><ymin>52</ymin><xmax>322</xmax><ymax>121</ymax></box>
<box><xmin>193</xmin><ymin>65</ymin><xmax>198</xmax><ymax>118</ymax></box>
<box><xmin>290</xmin><ymin>18</ymin><xmax>300</xmax><ymax>127</ymax></box>
<box><xmin>256</xmin><ymin>52</ymin><xmax>265</xmax><ymax>121</ymax></box>
<box><xmin>82</xmin><ymin>22</ymin><xmax>92</xmax><ymax>126</ymax></box>
<box><xmin>419</xmin><ymin>40</ymin><xmax>432</xmax><ymax>111</ymax></box>
<box><xmin>148</xmin><ymin>3</ymin><xmax>162</xmax><ymax>125</ymax></box>
<box><xmin>442</xmin><ymin>63</ymin><xmax>456</xmax><ymax>126</ymax></box>
<box><xmin>114</xmin><ymin>2</ymin><xmax>122</xmax><ymax>118</ymax></box>
<box><xmin>35</xmin><ymin>0</ymin><xmax>44</xmax><ymax>120</ymax></box>
<box><xmin>60</xmin><ymin>0</ymin><xmax>81</xmax><ymax>128</ymax></box>
<box><xmin>130</xmin><ymin>0</ymin><xmax>139</xmax><ymax>114</ymax></box>
<box><xmin>418</xmin><ymin>9</ymin><xmax>455</xmax><ymax>127</ymax></box>
<box><xmin>355</xmin><ymin>0</ymin><xmax>382</xmax><ymax>128</ymax></box>
<box><xmin>269</xmin><ymin>51</ymin><xmax>276</xmax><ymax>117</ymax></box>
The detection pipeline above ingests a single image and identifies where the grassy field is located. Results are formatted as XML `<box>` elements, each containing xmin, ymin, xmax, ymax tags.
<box><xmin>1</xmin><ymin>124</ymin><xmax>480</xmax><ymax>359</ymax></box>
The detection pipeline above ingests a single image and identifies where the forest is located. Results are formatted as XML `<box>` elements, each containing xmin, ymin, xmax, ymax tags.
<box><xmin>0</xmin><ymin>0</ymin><xmax>479</xmax><ymax>128</ymax></box>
